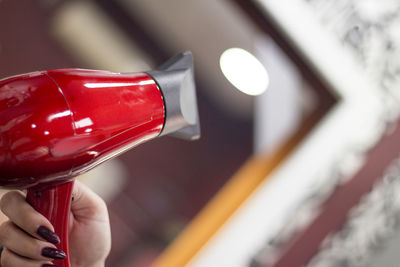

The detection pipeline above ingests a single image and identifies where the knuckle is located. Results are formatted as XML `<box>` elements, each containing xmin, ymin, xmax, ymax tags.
<box><xmin>0</xmin><ymin>192</ymin><xmax>12</xmax><ymax>213</ymax></box>
<box><xmin>93</xmin><ymin>197</ymin><xmax>108</xmax><ymax>216</ymax></box>
<box><xmin>0</xmin><ymin>191</ymin><xmax>21</xmax><ymax>214</ymax></box>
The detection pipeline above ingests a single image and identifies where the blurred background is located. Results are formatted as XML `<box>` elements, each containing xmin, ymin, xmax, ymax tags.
<box><xmin>1</xmin><ymin>0</ymin><xmax>400</xmax><ymax>267</ymax></box>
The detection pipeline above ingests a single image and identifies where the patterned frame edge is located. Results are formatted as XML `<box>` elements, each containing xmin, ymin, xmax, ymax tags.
<box><xmin>155</xmin><ymin>0</ymin><xmax>400</xmax><ymax>266</ymax></box>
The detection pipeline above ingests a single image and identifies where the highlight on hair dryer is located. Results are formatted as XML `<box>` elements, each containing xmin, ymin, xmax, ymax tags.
<box><xmin>0</xmin><ymin>51</ymin><xmax>200</xmax><ymax>267</ymax></box>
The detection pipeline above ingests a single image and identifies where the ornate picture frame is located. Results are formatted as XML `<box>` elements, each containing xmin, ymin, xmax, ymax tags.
<box><xmin>155</xmin><ymin>0</ymin><xmax>400</xmax><ymax>266</ymax></box>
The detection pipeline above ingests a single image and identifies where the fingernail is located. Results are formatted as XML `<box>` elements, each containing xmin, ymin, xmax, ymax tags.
<box><xmin>41</xmin><ymin>247</ymin><xmax>66</xmax><ymax>260</ymax></box>
<box><xmin>42</xmin><ymin>264</ymin><xmax>60</xmax><ymax>267</ymax></box>
<box><xmin>37</xmin><ymin>226</ymin><xmax>60</xmax><ymax>244</ymax></box>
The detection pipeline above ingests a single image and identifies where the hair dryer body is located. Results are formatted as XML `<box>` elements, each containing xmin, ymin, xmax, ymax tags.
<box><xmin>0</xmin><ymin>69</ymin><xmax>165</xmax><ymax>188</ymax></box>
<box><xmin>0</xmin><ymin>52</ymin><xmax>199</xmax><ymax>266</ymax></box>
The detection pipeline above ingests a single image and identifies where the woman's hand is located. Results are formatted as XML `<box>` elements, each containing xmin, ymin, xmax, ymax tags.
<box><xmin>0</xmin><ymin>180</ymin><xmax>111</xmax><ymax>267</ymax></box>
<box><xmin>68</xmin><ymin>181</ymin><xmax>111</xmax><ymax>267</ymax></box>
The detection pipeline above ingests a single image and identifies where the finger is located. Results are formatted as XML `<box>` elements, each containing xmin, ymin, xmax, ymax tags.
<box><xmin>1</xmin><ymin>247</ymin><xmax>55</xmax><ymax>267</ymax></box>
<box><xmin>0</xmin><ymin>191</ymin><xmax>59</xmax><ymax>244</ymax></box>
<box><xmin>71</xmin><ymin>180</ymin><xmax>108</xmax><ymax>222</ymax></box>
<box><xmin>0</xmin><ymin>221</ymin><xmax>65</xmax><ymax>261</ymax></box>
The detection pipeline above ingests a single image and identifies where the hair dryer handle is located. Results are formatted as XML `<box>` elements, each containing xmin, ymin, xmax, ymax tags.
<box><xmin>26</xmin><ymin>181</ymin><xmax>74</xmax><ymax>267</ymax></box>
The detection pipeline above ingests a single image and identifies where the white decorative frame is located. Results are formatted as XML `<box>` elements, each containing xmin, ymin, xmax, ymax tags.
<box><xmin>188</xmin><ymin>0</ymin><xmax>400</xmax><ymax>266</ymax></box>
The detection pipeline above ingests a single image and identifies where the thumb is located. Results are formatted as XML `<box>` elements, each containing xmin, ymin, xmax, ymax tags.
<box><xmin>70</xmin><ymin>180</ymin><xmax>108</xmax><ymax>223</ymax></box>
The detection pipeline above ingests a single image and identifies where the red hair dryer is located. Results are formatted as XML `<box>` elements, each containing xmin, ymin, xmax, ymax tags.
<box><xmin>0</xmin><ymin>51</ymin><xmax>200</xmax><ymax>266</ymax></box>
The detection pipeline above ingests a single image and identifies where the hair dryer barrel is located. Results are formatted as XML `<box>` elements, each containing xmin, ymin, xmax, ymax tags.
<box><xmin>146</xmin><ymin>51</ymin><xmax>200</xmax><ymax>140</ymax></box>
<box><xmin>0</xmin><ymin>51</ymin><xmax>200</xmax><ymax>189</ymax></box>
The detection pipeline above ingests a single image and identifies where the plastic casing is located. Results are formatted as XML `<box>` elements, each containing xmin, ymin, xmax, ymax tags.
<box><xmin>0</xmin><ymin>69</ymin><xmax>165</xmax><ymax>189</ymax></box>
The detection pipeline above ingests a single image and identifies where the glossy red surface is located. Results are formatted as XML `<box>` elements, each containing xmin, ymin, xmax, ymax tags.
<box><xmin>0</xmin><ymin>69</ymin><xmax>166</xmax><ymax>267</ymax></box>
<box><xmin>48</xmin><ymin>69</ymin><xmax>165</xmax><ymax>176</ymax></box>
<box><xmin>26</xmin><ymin>181</ymin><xmax>74</xmax><ymax>267</ymax></box>
<box><xmin>0</xmin><ymin>69</ymin><xmax>165</xmax><ymax>188</ymax></box>
<box><xmin>0</xmin><ymin>72</ymin><xmax>75</xmax><ymax>187</ymax></box>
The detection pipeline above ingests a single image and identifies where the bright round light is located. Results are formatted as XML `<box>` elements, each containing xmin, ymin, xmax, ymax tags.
<box><xmin>219</xmin><ymin>48</ymin><xmax>269</xmax><ymax>96</ymax></box>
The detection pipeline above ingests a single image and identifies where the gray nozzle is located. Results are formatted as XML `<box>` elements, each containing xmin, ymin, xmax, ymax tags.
<box><xmin>146</xmin><ymin>51</ymin><xmax>200</xmax><ymax>140</ymax></box>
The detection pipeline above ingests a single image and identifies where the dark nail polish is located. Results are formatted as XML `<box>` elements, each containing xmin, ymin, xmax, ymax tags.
<box><xmin>42</xmin><ymin>264</ymin><xmax>60</xmax><ymax>267</ymax></box>
<box><xmin>41</xmin><ymin>247</ymin><xmax>66</xmax><ymax>260</ymax></box>
<box><xmin>37</xmin><ymin>226</ymin><xmax>60</xmax><ymax>244</ymax></box>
